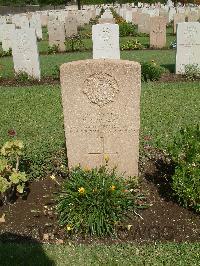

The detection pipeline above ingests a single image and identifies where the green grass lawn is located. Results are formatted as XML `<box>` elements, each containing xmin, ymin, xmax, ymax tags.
<box><xmin>0</xmin><ymin>49</ymin><xmax>175</xmax><ymax>78</ymax></box>
<box><xmin>0</xmin><ymin>81</ymin><xmax>199</xmax><ymax>176</ymax></box>
<box><xmin>0</xmin><ymin>242</ymin><xmax>199</xmax><ymax>265</ymax></box>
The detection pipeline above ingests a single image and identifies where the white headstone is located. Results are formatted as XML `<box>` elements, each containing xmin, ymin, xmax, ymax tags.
<box><xmin>2</xmin><ymin>24</ymin><xmax>15</xmax><ymax>52</ymax></box>
<box><xmin>176</xmin><ymin>22</ymin><xmax>200</xmax><ymax>74</ymax></box>
<box><xmin>92</xmin><ymin>24</ymin><xmax>120</xmax><ymax>59</ymax></box>
<box><xmin>30</xmin><ymin>14</ymin><xmax>42</xmax><ymax>39</ymax></box>
<box><xmin>12</xmin><ymin>28</ymin><xmax>41</xmax><ymax>80</ymax></box>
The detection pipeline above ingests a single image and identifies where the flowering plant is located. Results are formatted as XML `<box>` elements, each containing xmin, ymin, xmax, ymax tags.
<box><xmin>57</xmin><ymin>160</ymin><xmax>146</xmax><ymax>236</ymax></box>
<box><xmin>0</xmin><ymin>130</ymin><xmax>28</xmax><ymax>204</ymax></box>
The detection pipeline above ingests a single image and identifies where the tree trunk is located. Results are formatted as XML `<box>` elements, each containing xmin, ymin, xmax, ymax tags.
<box><xmin>77</xmin><ymin>0</ymin><xmax>81</xmax><ymax>10</ymax></box>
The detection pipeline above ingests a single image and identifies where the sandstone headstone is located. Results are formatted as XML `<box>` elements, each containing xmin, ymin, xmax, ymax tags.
<box><xmin>60</xmin><ymin>59</ymin><xmax>141</xmax><ymax>177</ymax></box>
<box><xmin>138</xmin><ymin>13</ymin><xmax>151</xmax><ymax>33</ymax></box>
<box><xmin>92</xmin><ymin>24</ymin><xmax>120</xmax><ymax>59</ymax></box>
<box><xmin>48</xmin><ymin>20</ymin><xmax>65</xmax><ymax>52</ymax></box>
<box><xmin>150</xmin><ymin>16</ymin><xmax>166</xmax><ymax>48</ymax></box>
<box><xmin>65</xmin><ymin>15</ymin><xmax>78</xmax><ymax>37</ymax></box>
<box><xmin>12</xmin><ymin>28</ymin><xmax>41</xmax><ymax>80</ymax></box>
<box><xmin>132</xmin><ymin>12</ymin><xmax>142</xmax><ymax>25</ymax></box>
<box><xmin>176</xmin><ymin>22</ymin><xmax>200</xmax><ymax>74</ymax></box>
<box><xmin>173</xmin><ymin>13</ymin><xmax>185</xmax><ymax>34</ymax></box>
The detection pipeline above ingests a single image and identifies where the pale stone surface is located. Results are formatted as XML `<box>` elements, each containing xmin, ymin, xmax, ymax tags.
<box><xmin>30</xmin><ymin>14</ymin><xmax>43</xmax><ymax>39</ymax></box>
<box><xmin>125</xmin><ymin>10</ymin><xmax>133</xmax><ymax>22</ymax></box>
<box><xmin>48</xmin><ymin>20</ymin><xmax>66</xmax><ymax>52</ymax></box>
<box><xmin>60</xmin><ymin>59</ymin><xmax>141</xmax><ymax>177</ymax></box>
<box><xmin>132</xmin><ymin>12</ymin><xmax>142</xmax><ymax>25</ymax></box>
<box><xmin>150</xmin><ymin>16</ymin><xmax>166</xmax><ymax>48</ymax></box>
<box><xmin>2</xmin><ymin>24</ymin><xmax>15</xmax><ymax>52</ymax></box>
<box><xmin>12</xmin><ymin>28</ymin><xmax>41</xmax><ymax>80</ymax></box>
<box><xmin>65</xmin><ymin>15</ymin><xmax>78</xmax><ymax>37</ymax></box>
<box><xmin>138</xmin><ymin>13</ymin><xmax>151</xmax><ymax>33</ymax></box>
<box><xmin>173</xmin><ymin>13</ymin><xmax>185</xmax><ymax>34</ymax></box>
<box><xmin>41</xmin><ymin>14</ymin><xmax>49</xmax><ymax>27</ymax></box>
<box><xmin>187</xmin><ymin>11</ymin><xmax>199</xmax><ymax>22</ymax></box>
<box><xmin>92</xmin><ymin>24</ymin><xmax>120</xmax><ymax>59</ymax></box>
<box><xmin>99</xmin><ymin>17</ymin><xmax>115</xmax><ymax>24</ymax></box>
<box><xmin>176</xmin><ymin>22</ymin><xmax>200</xmax><ymax>74</ymax></box>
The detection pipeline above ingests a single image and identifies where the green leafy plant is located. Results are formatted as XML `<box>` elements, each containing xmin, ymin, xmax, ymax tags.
<box><xmin>167</xmin><ymin>125</ymin><xmax>200</xmax><ymax>213</ymax></box>
<box><xmin>141</xmin><ymin>60</ymin><xmax>165</xmax><ymax>82</ymax></box>
<box><xmin>121</xmin><ymin>39</ymin><xmax>143</xmax><ymax>50</ymax></box>
<box><xmin>119</xmin><ymin>22</ymin><xmax>136</xmax><ymax>37</ymax></box>
<box><xmin>65</xmin><ymin>35</ymin><xmax>85</xmax><ymax>52</ymax></box>
<box><xmin>52</xmin><ymin>65</ymin><xmax>60</xmax><ymax>80</ymax></box>
<box><xmin>47</xmin><ymin>44</ymin><xmax>59</xmax><ymax>54</ymax></box>
<box><xmin>15</xmin><ymin>71</ymin><xmax>30</xmax><ymax>82</ymax></box>
<box><xmin>57</xmin><ymin>160</ymin><xmax>147</xmax><ymax>236</ymax></box>
<box><xmin>185</xmin><ymin>64</ymin><xmax>200</xmax><ymax>81</ymax></box>
<box><xmin>0</xmin><ymin>48</ymin><xmax>12</xmax><ymax>57</ymax></box>
<box><xmin>0</xmin><ymin>135</ymin><xmax>29</xmax><ymax>204</ymax></box>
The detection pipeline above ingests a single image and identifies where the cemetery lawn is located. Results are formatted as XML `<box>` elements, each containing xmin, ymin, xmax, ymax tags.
<box><xmin>0</xmin><ymin>81</ymin><xmax>199</xmax><ymax>245</ymax></box>
<box><xmin>0</xmin><ymin>242</ymin><xmax>200</xmax><ymax>265</ymax></box>
<box><xmin>0</xmin><ymin>50</ymin><xmax>175</xmax><ymax>79</ymax></box>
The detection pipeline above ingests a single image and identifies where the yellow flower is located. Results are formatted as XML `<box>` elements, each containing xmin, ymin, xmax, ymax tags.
<box><xmin>151</xmin><ymin>60</ymin><xmax>155</xmax><ymax>63</ymax></box>
<box><xmin>110</xmin><ymin>185</ymin><xmax>116</xmax><ymax>191</ymax></box>
<box><xmin>66</xmin><ymin>225</ymin><xmax>72</xmax><ymax>231</ymax></box>
<box><xmin>104</xmin><ymin>154</ymin><xmax>110</xmax><ymax>163</ymax></box>
<box><xmin>78</xmin><ymin>187</ymin><xmax>85</xmax><ymax>194</ymax></box>
<box><xmin>83</xmin><ymin>166</ymin><xmax>90</xmax><ymax>172</ymax></box>
<box><xmin>50</xmin><ymin>174</ymin><xmax>56</xmax><ymax>180</ymax></box>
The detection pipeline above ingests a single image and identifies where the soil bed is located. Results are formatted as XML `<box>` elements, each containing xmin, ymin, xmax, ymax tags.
<box><xmin>0</xmin><ymin>77</ymin><xmax>59</xmax><ymax>87</ymax></box>
<box><xmin>0</xmin><ymin>156</ymin><xmax>199</xmax><ymax>244</ymax></box>
<box><xmin>0</xmin><ymin>73</ymin><xmax>193</xmax><ymax>87</ymax></box>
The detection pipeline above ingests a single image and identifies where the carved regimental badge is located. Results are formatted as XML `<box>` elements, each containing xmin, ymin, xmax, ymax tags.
<box><xmin>83</xmin><ymin>73</ymin><xmax>119</xmax><ymax>107</ymax></box>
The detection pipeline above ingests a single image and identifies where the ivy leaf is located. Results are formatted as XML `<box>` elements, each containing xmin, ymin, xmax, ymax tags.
<box><xmin>17</xmin><ymin>183</ymin><xmax>25</xmax><ymax>194</ymax></box>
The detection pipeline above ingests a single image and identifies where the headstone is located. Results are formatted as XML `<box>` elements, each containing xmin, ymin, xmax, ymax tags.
<box><xmin>150</xmin><ymin>16</ymin><xmax>166</xmax><ymax>48</ymax></box>
<box><xmin>30</xmin><ymin>14</ymin><xmax>43</xmax><ymax>39</ymax></box>
<box><xmin>92</xmin><ymin>24</ymin><xmax>120</xmax><ymax>59</ymax></box>
<box><xmin>2</xmin><ymin>24</ymin><xmax>15</xmax><ymax>52</ymax></box>
<box><xmin>176</xmin><ymin>22</ymin><xmax>200</xmax><ymax>74</ymax></box>
<box><xmin>41</xmin><ymin>14</ymin><xmax>49</xmax><ymax>27</ymax></box>
<box><xmin>138</xmin><ymin>13</ymin><xmax>151</xmax><ymax>34</ymax></box>
<box><xmin>125</xmin><ymin>10</ymin><xmax>133</xmax><ymax>22</ymax></box>
<box><xmin>12</xmin><ymin>28</ymin><xmax>41</xmax><ymax>80</ymax></box>
<box><xmin>187</xmin><ymin>11</ymin><xmax>199</xmax><ymax>22</ymax></box>
<box><xmin>48</xmin><ymin>20</ymin><xmax>66</xmax><ymax>52</ymax></box>
<box><xmin>173</xmin><ymin>13</ymin><xmax>185</xmax><ymax>34</ymax></box>
<box><xmin>60</xmin><ymin>59</ymin><xmax>141</xmax><ymax>177</ymax></box>
<box><xmin>132</xmin><ymin>12</ymin><xmax>142</xmax><ymax>25</ymax></box>
<box><xmin>19</xmin><ymin>15</ymin><xmax>29</xmax><ymax>29</ymax></box>
<box><xmin>65</xmin><ymin>15</ymin><xmax>78</xmax><ymax>37</ymax></box>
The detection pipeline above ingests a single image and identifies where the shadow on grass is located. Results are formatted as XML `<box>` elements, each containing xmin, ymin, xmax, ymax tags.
<box><xmin>143</xmin><ymin>151</ymin><xmax>176</xmax><ymax>202</ymax></box>
<box><xmin>0</xmin><ymin>232</ymin><xmax>55</xmax><ymax>266</ymax></box>
<box><xmin>161</xmin><ymin>64</ymin><xmax>175</xmax><ymax>73</ymax></box>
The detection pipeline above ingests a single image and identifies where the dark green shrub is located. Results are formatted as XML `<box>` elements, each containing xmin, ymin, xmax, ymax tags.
<box><xmin>65</xmin><ymin>35</ymin><xmax>85</xmax><ymax>52</ymax></box>
<box><xmin>15</xmin><ymin>71</ymin><xmax>30</xmax><ymax>82</ymax></box>
<box><xmin>52</xmin><ymin>65</ymin><xmax>60</xmax><ymax>80</ymax></box>
<box><xmin>119</xmin><ymin>22</ymin><xmax>136</xmax><ymax>37</ymax></box>
<box><xmin>57</xmin><ymin>164</ymin><xmax>146</xmax><ymax>236</ymax></box>
<box><xmin>168</xmin><ymin>125</ymin><xmax>200</xmax><ymax>213</ymax></box>
<box><xmin>0</xmin><ymin>48</ymin><xmax>12</xmax><ymax>57</ymax></box>
<box><xmin>121</xmin><ymin>39</ymin><xmax>143</xmax><ymax>50</ymax></box>
<box><xmin>47</xmin><ymin>44</ymin><xmax>59</xmax><ymax>54</ymax></box>
<box><xmin>185</xmin><ymin>64</ymin><xmax>200</xmax><ymax>81</ymax></box>
<box><xmin>141</xmin><ymin>61</ymin><xmax>164</xmax><ymax>82</ymax></box>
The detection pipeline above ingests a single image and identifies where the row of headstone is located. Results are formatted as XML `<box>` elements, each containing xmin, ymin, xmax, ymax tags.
<box><xmin>47</xmin><ymin>15</ymin><xmax>78</xmax><ymax>52</ymax></box>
